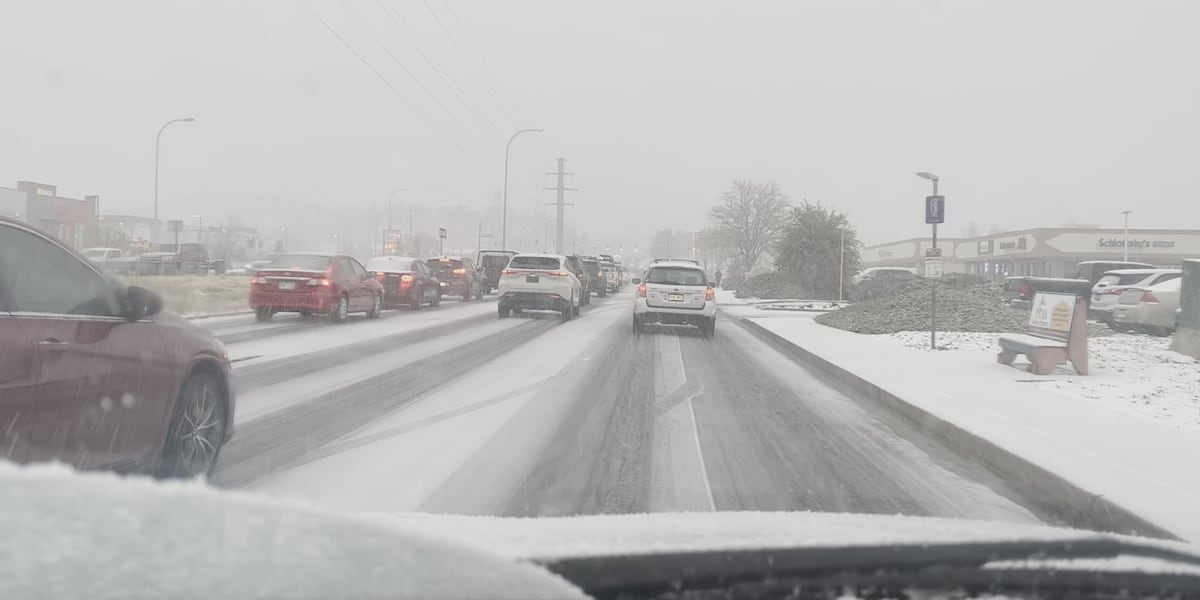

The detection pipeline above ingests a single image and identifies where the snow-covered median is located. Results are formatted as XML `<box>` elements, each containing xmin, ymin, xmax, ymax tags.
<box><xmin>876</xmin><ymin>331</ymin><xmax>1200</xmax><ymax>432</ymax></box>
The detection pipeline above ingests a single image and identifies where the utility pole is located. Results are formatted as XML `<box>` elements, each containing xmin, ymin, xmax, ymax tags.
<box><xmin>839</xmin><ymin>228</ymin><xmax>845</xmax><ymax>302</ymax></box>
<box><xmin>543</xmin><ymin>158</ymin><xmax>576</xmax><ymax>254</ymax></box>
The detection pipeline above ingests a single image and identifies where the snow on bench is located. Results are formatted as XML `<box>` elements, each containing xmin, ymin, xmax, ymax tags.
<box><xmin>997</xmin><ymin>292</ymin><xmax>1089</xmax><ymax>376</ymax></box>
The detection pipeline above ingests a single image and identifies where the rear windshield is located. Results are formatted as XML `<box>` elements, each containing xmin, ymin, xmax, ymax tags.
<box><xmin>427</xmin><ymin>258</ymin><xmax>464</xmax><ymax>269</ymax></box>
<box><xmin>365</xmin><ymin>256</ymin><xmax>418</xmax><ymax>271</ymax></box>
<box><xmin>509</xmin><ymin>256</ymin><xmax>561</xmax><ymax>270</ymax></box>
<box><xmin>267</xmin><ymin>254</ymin><xmax>331</xmax><ymax>271</ymax></box>
<box><xmin>480</xmin><ymin>255</ymin><xmax>511</xmax><ymax>267</ymax></box>
<box><xmin>646</xmin><ymin>266</ymin><xmax>707</xmax><ymax>286</ymax></box>
<box><xmin>1115</xmin><ymin>273</ymin><xmax>1152</xmax><ymax>285</ymax></box>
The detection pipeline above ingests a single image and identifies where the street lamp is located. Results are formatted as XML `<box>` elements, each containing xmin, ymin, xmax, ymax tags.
<box><xmin>916</xmin><ymin>171</ymin><xmax>940</xmax><ymax>351</ymax></box>
<box><xmin>502</xmin><ymin>128</ymin><xmax>543</xmax><ymax>250</ymax></box>
<box><xmin>154</xmin><ymin>117</ymin><xmax>196</xmax><ymax>238</ymax></box>
<box><xmin>192</xmin><ymin>214</ymin><xmax>202</xmax><ymax>244</ymax></box>
<box><xmin>281</xmin><ymin>227</ymin><xmax>288</xmax><ymax>253</ymax></box>
<box><xmin>1121</xmin><ymin>210</ymin><xmax>1132</xmax><ymax>262</ymax></box>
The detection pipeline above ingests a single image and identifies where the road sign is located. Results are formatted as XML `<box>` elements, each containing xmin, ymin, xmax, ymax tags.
<box><xmin>438</xmin><ymin>227</ymin><xmax>447</xmax><ymax>239</ymax></box>
<box><xmin>925</xmin><ymin>195</ymin><xmax>945</xmax><ymax>224</ymax></box>
<box><xmin>924</xmin><ymin>256</ymin><xmax>943</xmax><ymax>278</ymax></box>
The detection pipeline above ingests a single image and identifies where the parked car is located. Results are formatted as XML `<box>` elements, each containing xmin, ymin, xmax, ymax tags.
<box><xmin>249</xmin><ymin>253</ymin><xmax>383</xmax><ymax>323</ymax></box>
<box><xmin>1112</xmin><ymin>277</ymin><xmax>1183</xmax><ymax>336</ymax></box>
<box><xmin>565</xmin><ymin>255</ymin><xmax>593</xmax><ymax>306</ymax></box>
<box><xmin>126</xmin><ymin>242</ymin><xmax>224</xmax><ymax>276</ymax></box>
<box><xmin>0</xmin><ymin>217</ymin><xmax>235</xmax><ymax>478</ymax></box>
<box><xmin>582</xmin><ymin>257</ymin><xmax>606</xmax><ymax>297</ymax></box>
<box><xmin>1089</xmin><ymin>269</ymin><xmax>1181</xmax><ymax>328</ymax></box>
<box><xmin>632</xmin><ymin>260</ymin><xmax>717</xmax><ymax>338</ymax></box>
<box><xmin>852</xmin><ymin>267</ymin><xmax>917</xmax><ymax>285</ymax></box>
<box><xmin>497</xmin><ymin>253</ymin><xmax>584</xmax><ymax>321</ymax></box>
<box><xmin>426</xmin><ymin>256</ymin><xmax>484</xmax><ymax>301</ymax></box>
<box><xmin>81</xmin><ymin>247</ymin><xmax>125</xmax><ymax>262</ymax></box>
<box><xmin>365</xmin><ymin>255</ymin><xmax>441</xmax><ymax>310</ymax></box>
<box><xmin>477</xmin><ymin>249</ymin><xmax>517</xmax><ymax>293</ymax></box>
<box><xmin>242</xmin><ymin>254</ymin><xmax>279</xmax><ymax>274</ymax></box>
<box><xmin>1074</xmin><ymin>260</ymin><xmax>1156</xmax><ymax>285</ymax></box>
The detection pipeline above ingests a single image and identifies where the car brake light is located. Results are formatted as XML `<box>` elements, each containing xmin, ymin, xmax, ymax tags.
<box><xmin>502</xmin><ymin>268</ymin><xmax>519</xmax><ymax>275</ymax></box>
<box><xmin>307</xmin><ymin>278</ymin><xmax>332</xmax><ymax>287</ymax></box>
<box><xmin>252</xmin><ymin>276</ymin><xmax>268</xmax><ymax>285</ymax></box>
<box><xmin>400</xmin><ymin>274</ymin><xmax>413</xmax><ymax>282</ymax></box>
<box><xmin>1105</xmin><ymin>288</ymin><xmax>1125</xmax><ymax>295</ymax></box>
<box><xmin>375</xmin><ymin>273</ymin><xmax>385</xmax><ymax>282</ymax></box>
<box><xmin>638</xmin><ymin>283</ymin><xmax>647</xmax><ymax>297</ymax></box>
<box><xmin>453</xmin><ymin>268</ymin><xmax>466</xmax><ymax>275</ymax></box>
<box><xmin>1141</xmin><ymin>291</ymin><xmax>1159</xmax><ymax>303</ymax></box>
<box><xmin>705</xmin><ymin>287</ymin><xmax>714</xmax><ymax>301</ymax></box>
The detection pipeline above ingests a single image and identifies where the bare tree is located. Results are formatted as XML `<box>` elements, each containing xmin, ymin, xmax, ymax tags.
<box><xmin>709</xmin><ymin>180</ymin><xmax>790</xmax><ymax>276</ymax></box>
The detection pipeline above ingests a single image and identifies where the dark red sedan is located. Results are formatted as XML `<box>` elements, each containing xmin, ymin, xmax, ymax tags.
<box><xmin>365</xmin><ymin>255</ymin><xmax>442</xmax><ymax>310</ymax></box>
<box><xmin>0</xmin><ymin>217</ymin><xmax>235</xmax><ymax>478</ymax></box>
<box><xmin>249</xmin><ymin>253</ymin><xmax>383</xmax><ymax>323</ymax></box>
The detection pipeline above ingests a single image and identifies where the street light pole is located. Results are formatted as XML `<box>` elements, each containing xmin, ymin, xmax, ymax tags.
<box><xmin>1121</xmin><ymin>210</ymin><xmax>1132</xmax><ymax>262</ymax></box>
<box><xmin>154</xmin><ymin>117</ymin><xmax>195</xmax><ymax>239</ymax></box>
<box><xmin>387</xmin><ymin>188</ymin><xmax>407</xmax><ymax>231</ymax></box>
<box><xmin>502</xmin><ymin>128</ymin><xmax>543</xmax><ymax>250</ymax></box>
<box><xmin>917</xmin><ymin>171</ymin><xmax>940</xmax><ymax>350</ymax></box>
<box><xmin>281</xmin><ymin>227</ymin><xmax>288</xmax><ymax>253</ymax></box>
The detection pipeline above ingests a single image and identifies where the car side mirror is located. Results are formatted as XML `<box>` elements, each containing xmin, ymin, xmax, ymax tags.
<box><xmin>124</xmin><ymin>285</ymin><xmax>164</xmax><ymax>321</ymax></box>
<box><xmin>632</xmin><ymin>278</ymin><xmax>641</xmax><ymax>284</ymax></box>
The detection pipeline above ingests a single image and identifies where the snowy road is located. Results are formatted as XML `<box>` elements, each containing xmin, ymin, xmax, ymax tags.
<box><xmin>212</xmin><ymin>292</ymin><xmax>1042</xmax><ymax>526</ymax></box>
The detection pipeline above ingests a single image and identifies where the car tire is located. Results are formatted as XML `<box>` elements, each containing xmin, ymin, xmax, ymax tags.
<box><xmin>632</xmin><ymin>315</ymin><xmax>643</xmax><ymax>335</ymax></box>
<box><xmin>499</xmin><ymin>304</ymin><xmax>511</xmax><ymax>319</ymax></box>
<box><xmin>368</xmin><ymin>294</ymin><xmax>383</xmax><ymax>319</ymax></box>
<box><xmin>254</xmin><ymin>307</ymin><xmax>272</xmax><ymax>322</ymax></box>
<box><xmin>702</xmin><ymin>317</ymin><xmax>716</xmax><ymax>339</ymax></box>
<box><xmin>598</xmin><ymin>287</ymin><xmax>607</xmax><ymax>298</ymax></box>
<box><xmin>561</xmin><ymin>297</ymin><xmax>573</xmax><ymax>322</ymax></box>
<box><xmin>431</xmin><ymin>291</ymin><xmax>441</xmax><ymax>308</ymax></box>
<box><xmin>330</xmin><ymin>294</ymin><xmax>349</xmax><ymax>323</ymax></box>
<box><xmin>411</xmin><ymin>288</ymin><xmax>423</xmax><ymax>311</ymax></box>
<box><xmin>156</xmin><ymin>371</ymin><xmax>227</xmax><ymax>479</ymax></box>
<box><xmin>300</xmin><ymin>310</ymin><xmax>313</xmax><ymax>318</ymax></box>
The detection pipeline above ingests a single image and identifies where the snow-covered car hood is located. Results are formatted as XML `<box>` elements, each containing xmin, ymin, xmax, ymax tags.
<box><xmin>0</xmin><ymin>464</ymin><xmax>585</xmax><ymax>600</ymax></box>
<box><xmin>374</xmin><ymin>511</ymin><xmax>1195</xmax><ymax>563</ymax></box>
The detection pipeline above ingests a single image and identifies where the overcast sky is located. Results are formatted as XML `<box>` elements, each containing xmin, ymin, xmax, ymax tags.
<box><xmin>2</xmin><ymin>0</ymin><xmax>1198</xmax><ymax>248</ymax></box>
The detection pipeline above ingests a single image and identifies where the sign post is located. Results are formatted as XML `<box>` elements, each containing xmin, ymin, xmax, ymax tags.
<box><xmin>924</xmin><ymin>191</ymin><xmax>945</xmax><ymax>350</ymax></box>
<box><xmin>438</xmin><ymin>227</ymin><xmax>447</xmax><ymax>256</ymax></box>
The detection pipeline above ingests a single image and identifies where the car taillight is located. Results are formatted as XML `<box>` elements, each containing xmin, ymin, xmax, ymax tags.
<box><xmin>400</xmin><ymin>274</ymin><xmax>413</xmax><ymax>282</ymax></box>
<box><xmin>453</xmin><ymin>268</ymin><xmax>466</xmax><ymax>275</ymax></box>
<box><xmin>638</xmin><ymin>283</ymin><xmax>647</xmax><ymax>297</ymax></box>
<box><xmin>1018</xmin><ymin>283</ymin><xmax>1030</xmax><ymax>298</ymax></box>
<box><xmin>705</xmin><ymin>287</ymin><xmax>714</xmax><ymax>301</ymax></box>
<box><xmin>1105</xmin><ymin>288</ymin><xmax>1125</xmax><ymax>295</ymax></box>
<box><xmin>547</xmin><ymin>270</ymin><xmax>568</xmax><ymax>277</ymax></box>
<box><xmin>307</xmin><ymin>278</ymin><xmax>332</xmax><ymax>287</ymax></box>
<box><xmin>1141</xmin><ymin>291</ymin><xmax>1159</xmax><ymax>303</ymax></box>
<box><xmin>375</xmin><ymin>273</ymin><xmax>385</xmax><ymax>282</ymax></box>
<box><xmin>252</xmin><ymin>276</ymin><xmax>268</xmax><ymax>285</ymax></box>
<box><xmin>502</xmin><ymin>269</ymin><xmax>519</xmax><ymax>276</ymax></box>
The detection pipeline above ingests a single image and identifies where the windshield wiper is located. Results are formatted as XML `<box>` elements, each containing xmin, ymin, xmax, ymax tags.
<box><xmin>541</xmin><ymin>537</ymin><xmax>1200</xmax><ymax>600</ymax></box>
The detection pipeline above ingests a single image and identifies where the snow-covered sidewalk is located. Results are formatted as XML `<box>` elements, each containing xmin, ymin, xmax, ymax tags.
<box><xmin>727</xmin><ymin>310</ymin><xmax>1200</xmax><ymax>542</ymax></box>
<box><xmin>876</xmin><ymin>331</ymin><xmax>1200</xmax><ymax>432</ymax></box>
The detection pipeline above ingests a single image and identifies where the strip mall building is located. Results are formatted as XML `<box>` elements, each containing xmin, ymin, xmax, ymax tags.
<box><xmin>863</xmin><ymin>227</ymin><xmax>1200</xmax><ymax>279</ymax></box>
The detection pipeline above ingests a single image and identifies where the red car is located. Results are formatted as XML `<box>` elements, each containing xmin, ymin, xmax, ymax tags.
<box><xmin>249</xmin><ymin>253</ymin><xmax>383</xmax><ymax>323</ymax></box>
<box><xmin>0</xmin><ymin>217</ymin><xmax>235</xmax><ymax>478</ymax></box>
<box><xmin>365</xmin><ymin>255</ymin><xmax>442</xmax><ymax>310</ymax></box>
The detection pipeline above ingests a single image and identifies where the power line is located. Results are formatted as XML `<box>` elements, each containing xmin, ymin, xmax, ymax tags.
<box><xmin>336</xmin><ymin>0</ymin><xmax>497</xmax><ymax>155</ymax></box>
<box><xmin>438</xmin><ymin>0</ymin><xmax>525</xmax><ymax>119</ymax></box>
<box><xmin>303</xmin><ymin>2</ymin><xmax>492</xmax><ymax>174</ymax></box>
<box><xmin>375</xmin><ymin>0</ymin><xmax>504</xmax><ymax>143</ymax></box>
<box><xmin>421</xmin><ymin>0</ymin><xmax>517</xmax><ymax>129</ymax></box>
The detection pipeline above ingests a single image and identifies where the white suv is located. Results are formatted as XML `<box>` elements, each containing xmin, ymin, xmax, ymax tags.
<box><xmin>1090</xmin><ymin>268</ymin><xmax>1180</xmax><ymax>328</ymax></box>
<box><xmin>497</xmin><ymin>253</ymin><xmax>584</xmax><ymax>322</ymax></box>
<box><xmin>632</xmin><ymin>261</ymin><xmax>716</xmax><ymax>338</ymax></box>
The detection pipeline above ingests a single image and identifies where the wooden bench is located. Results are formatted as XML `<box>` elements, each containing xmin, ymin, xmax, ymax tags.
<box><xmin>997</xmin><ymin>293</ymin><xmax>1089</xmax><ymax>375</ymax></box>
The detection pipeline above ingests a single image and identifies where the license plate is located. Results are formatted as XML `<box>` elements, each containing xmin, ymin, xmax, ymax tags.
<box><xmin>668</xmin><ymin>293</ymin><xmax>684</xmax><ymax>302</ymax></box>
<box><xmin>526</xmin><ymin>275</ymin><xmax>540</xmax><ymax>283</ymax></box>
<box><xmin>278</xmin><ymin>281</ymin><xmax>296</xmax><ymax>290</ymax></box>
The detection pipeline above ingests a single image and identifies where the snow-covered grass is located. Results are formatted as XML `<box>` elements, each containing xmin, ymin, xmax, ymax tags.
<box><xmin>876</xmin><ymin>331</ymin><xmax>1200</xmax><ymax>432</ymax></box>
<box><xmin>119</xmin><ymin>275</ymin><xmax>249</xmax><ymax>317</ymax></box>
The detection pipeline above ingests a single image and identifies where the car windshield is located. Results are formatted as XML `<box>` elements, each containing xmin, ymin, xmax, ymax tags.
<box><xmin>646</xmin><ymin>266</ymin><xmax>706</xmax><ymax>286</ymax></box>
<box><xmin>266</xmin><ymin>254</ymin><xmax>331</xmax><ymax>271</ymax></box>
<box><xmin>8</xmin><ymin>3</ymin><xmax>1200</xmax><ymax>595</ymax></box>
<box><xmin>509</xmin><ymin>256</ymin><xmax>560</xmax><ymax>270</ymax></box>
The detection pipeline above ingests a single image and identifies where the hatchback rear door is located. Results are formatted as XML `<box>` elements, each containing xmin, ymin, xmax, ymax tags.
<box><xmin>501</xmin><ymin>256</ymin><xmax>566</xmax><ymax>292</ymax></box>
<box><xmin>644</xmin><ymin>266</ymin><xmax>708</xmax><ymax>309</ymax></box>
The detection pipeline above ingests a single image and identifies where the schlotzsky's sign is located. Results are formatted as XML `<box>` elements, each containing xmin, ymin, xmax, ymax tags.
<box><xmin>1045</xmin><ymin>232</ymin><xmax>1200</xmax><ymax>255</ymax></box>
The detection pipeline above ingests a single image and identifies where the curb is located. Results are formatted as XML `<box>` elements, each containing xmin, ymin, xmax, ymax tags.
<box><xmin>186</xmin><ymin>310</ymin><xmax>254</xmax><ymax>321</ymax></box>
<box><xmin>725</xmin><ymin>311</ymin><xmax>1179</xmax><ymax>541</ymax></box>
